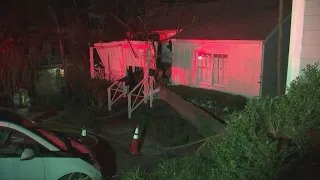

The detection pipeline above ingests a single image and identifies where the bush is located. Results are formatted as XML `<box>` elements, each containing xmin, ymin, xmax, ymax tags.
<box><xmin>71</xmin><ymin>77</ymin><xmax>111</xmax><ymax>109</ymax></box>
<box><xmin>169</xmin><ymin>85</ymin><xmax>247</xmax><ymax>111</ymax></box>
<box><xmin>211</xmin><ymin>98</ymin><xmax>292</xmax><ymax>180</ymax></box>
<box><xmin>122</xmin><ymin>63</ymin><xmax>320</xmax><ymax>180</ymax></box>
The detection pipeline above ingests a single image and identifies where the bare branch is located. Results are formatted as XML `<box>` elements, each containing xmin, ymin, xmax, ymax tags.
<box><xmin>48</xmin><ymin>6</ymin><xmax>60</xmax><ymax>33</ymax></box>
<box><xmin>47</xmin><ymin>5</ymin><xmax>66</xmax><ymax>84</ymax></box>
<box><xmin>106</xmin><ymin>13</ymin><xmax>130</xmax><ymax>29</ymax></box>
<box><xmin>160</xmin><ymin>0</ymin><xmax>233</xmax><ymax>42</ymax></box>
<box><xmin>72</xmin><ymin>0</ymin><xmax>77</xmax><ymax>8</ymax></box>
<box><xmin>0</xmin><ymin>28</ymin><xmax>6</xmax><ymax>40</ymax></box>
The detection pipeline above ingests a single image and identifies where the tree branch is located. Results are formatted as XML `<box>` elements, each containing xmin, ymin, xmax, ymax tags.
<box><xmin>72</xmin><ymin>0</ymin><xmax>77</xmax><ymax>9</ymax></box>
<box><xmin>48</xmin><ymin>5</ymin><xmax>66</xmax><ymax>85</ymax></box>
<box><xmin>106</xmin><ymin>13</ymin><xmax>130</xmax><ymax>29</ymax></box>
<box><xmin>160</xmin><ymin>0</ymin><xmax>232</xmax><ymax>42</ymax></box>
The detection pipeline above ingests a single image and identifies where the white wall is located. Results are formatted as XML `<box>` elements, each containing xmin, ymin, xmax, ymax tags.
<box><xmin>287</xmin><ymin>0</ymin><xmax>320</xmax><ymax>87</ymax></box>
<box><xmin>171</xmin><ymin>40</ymin><xmax>263</xmax><ymax>97</ymax></box>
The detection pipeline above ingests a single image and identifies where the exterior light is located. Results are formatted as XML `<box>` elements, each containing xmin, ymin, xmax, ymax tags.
<box><xmin>60</xmin><ymin>69</ymin><xmax>64</xmax><ymax>77</ymax></box>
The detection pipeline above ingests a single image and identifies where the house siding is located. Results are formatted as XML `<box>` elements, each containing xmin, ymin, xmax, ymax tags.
<box><xmin>171</xmin><ymin>40</ymin><xmax>263</xmax><ymax>97</ymax></box>
<box><xmin>300</xmin><ymin>0</ymin><xmax>320</xmax><ymax>69</ymax></box>
<box><xmin>261</xmin><ymin>15</ymin><xmax>291</xmax><ymax>97</ymax></box>
<box><xmin>287</xmin><ymin>0</ymin><xmax>320</xmax><ymax>86</ymax></box>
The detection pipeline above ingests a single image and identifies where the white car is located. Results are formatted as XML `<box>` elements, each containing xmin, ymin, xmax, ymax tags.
<box><xmin>0</xmin><ymin>108</ymin><xmax>102</xmax><ymax>180</ymax></box>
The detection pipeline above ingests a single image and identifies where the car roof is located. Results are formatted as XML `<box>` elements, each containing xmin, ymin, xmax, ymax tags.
<box><xmin>0</xmin><ymin>107</ymin><xmax>37</xmax><ymax>127</ymax></box>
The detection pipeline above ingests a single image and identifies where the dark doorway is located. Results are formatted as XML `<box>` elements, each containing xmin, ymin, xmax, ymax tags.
<box><xmin>127</xmin><ymin>66</ymin><xmax>144</xmax><ymax>92</ymax></box>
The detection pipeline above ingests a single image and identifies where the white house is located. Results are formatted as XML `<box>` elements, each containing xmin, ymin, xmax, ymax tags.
<box><xmin>286</xmin><ymin>0</ymin><xmax>320</xmax><ymax>86</ymax></box>
<box><xmin>162</xmin><ymin>1</ymin><xmax>292</xmax><ymax>97</ymax></box>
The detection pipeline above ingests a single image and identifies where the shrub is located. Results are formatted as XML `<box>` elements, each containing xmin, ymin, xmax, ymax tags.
<box><xmin>211</xmin><ymin>98</ymin><xmax>292</xmax><ymax>180</ymax></box>
<box><xmin>211</xmin><ymin>63</ymin><xmax>320</xmax><ymax>179</ymax></box>
<box><xmin>120</xmin><ymin>168</ymin><xmax>150</xmax><ymax>180</ymax></box>
<box><xmin>86</xmin><ymin>78</ymin><xmax>111</xmax><ymax>108</ymax></box>
<box><xmin>122</xmin><ymin>63</ymin><xmax>320</xmax><ymax>180</ymax></box>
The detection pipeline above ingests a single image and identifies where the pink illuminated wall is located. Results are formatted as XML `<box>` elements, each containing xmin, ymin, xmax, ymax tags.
<box><xmin>171</xmin><ymin>39</ymin><xmax>263</xmax><ymax>97</ymax></box>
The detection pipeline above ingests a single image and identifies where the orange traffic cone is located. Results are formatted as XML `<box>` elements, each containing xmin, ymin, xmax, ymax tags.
<box><xmin>129</xmin><ymin>124</ymin><xmax>141</xmax><ymax>155</ymax></box>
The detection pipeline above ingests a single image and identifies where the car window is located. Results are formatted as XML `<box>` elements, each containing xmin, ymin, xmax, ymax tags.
<box><xmin>0</xmin><ymin>127</ymin><xmax>39</xmax><ymax>157</ymax></box>
<box><xmin>0</xmin><ymin>127</ymin><xmax>10</xmax><ymax>148</ymax></box>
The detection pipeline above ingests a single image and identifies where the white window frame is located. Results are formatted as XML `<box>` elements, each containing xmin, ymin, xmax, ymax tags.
<box><xmin>212</xmin><ymin>54</ymin><xmax>228</xmax><ymax>86</ymax></box>
<box><xmin>196</xmin><ymin>52</ymin><xmax>213</xmax><ymax>85</ymax></box>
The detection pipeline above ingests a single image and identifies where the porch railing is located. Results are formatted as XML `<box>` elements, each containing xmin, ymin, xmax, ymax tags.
<box><xmin>94</xmin><ymin>67</ymin><xmax>105</xmax><ymax>79</ymax></box>
<box><xmin>107</xmin><ymin>78</ymin><xmax>128</xmax><ymax>111</ymax></box>
<box><xmin>127</xmin><ymin>75</ymin><xmax>159</xmax><ymax>119</ymax></box>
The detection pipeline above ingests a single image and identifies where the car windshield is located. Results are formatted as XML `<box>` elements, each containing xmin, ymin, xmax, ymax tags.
<box><xmin>0</xmin><ymin>108</ymin><xmax>37</xmax><ymax>127</ymax></box>
<box><xmin>0</xmin><ymin>108</ymin><xmax>89</xmax><ymax>154</ymax></box>
<box><xmin>0</xmin><ymin>108</ymin><xmax>68</xmax><ymax>150</ymax></box>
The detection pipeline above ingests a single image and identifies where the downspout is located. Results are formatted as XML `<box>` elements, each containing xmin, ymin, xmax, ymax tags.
<box><xmin>259</xmin><ymin>41</ymin><xmax>266</xmax><ymax>97</ymax></box>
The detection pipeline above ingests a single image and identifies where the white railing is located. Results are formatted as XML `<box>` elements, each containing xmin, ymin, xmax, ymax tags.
<box><xmin>127</xmin><ymin>75</ymin><xmax>159</xmax><ymax>119</ymax></box>
<box><xmin>104</xmin><ymin>70</ymin><xmax>124</xmax><ymax>82</ymax></box>
<box><xmin>94</xmin><ymin>67</ymin><xmax>105</xmax><ymax>79</ymax></box>
<box><xmin>107</xmin><ymin>78</ymin><xmax>128</xmax><ymax>111</ymax></box>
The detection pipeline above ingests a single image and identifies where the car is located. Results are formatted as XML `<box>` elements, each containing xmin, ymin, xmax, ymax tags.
<box><xmin>0</xmin><ymin>107</ymin><xmax>102</xmax><ymax>180</ymax></box>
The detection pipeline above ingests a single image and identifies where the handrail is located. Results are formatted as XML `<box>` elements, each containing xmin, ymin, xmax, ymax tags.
<box><xmin>107</xmin><ymin>80</ymin><xmax>120</xmax><ymax>91</ymax></box>
<box><xmin>127</xmin><ymin>76</ymin><xmax>152</xmax><ymax>119</ymax></box>
<box><xmin>128</xmin><ymin>76</ymin><xmax>158</xmax><ymax>119</ymax></box>
<box><xmin>94</xmin><ymin>67</ymin><xmax>105</xmax><ymax>79</ymax></box>
<box><xmin>107</xmin><ymin>76</ymin><xmax>128</xmax><ymax>111</ymax></box>
<box><xmin>128</xmin><ymin>76</ymin><xmax>149</xmax><ymax>95</ymax></box>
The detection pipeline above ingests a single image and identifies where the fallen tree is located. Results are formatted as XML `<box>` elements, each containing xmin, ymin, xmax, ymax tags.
<box><xmin>157</xmin><ymin>82</ymin><xmax>226</xmax><ymax>136</ymax></box>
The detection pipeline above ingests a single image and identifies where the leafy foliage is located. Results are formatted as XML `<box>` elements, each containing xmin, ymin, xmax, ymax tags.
<box><xmin>122</xmin><ymin>63</ymin><xmax>320</xmax><ymax>180</ymax></box>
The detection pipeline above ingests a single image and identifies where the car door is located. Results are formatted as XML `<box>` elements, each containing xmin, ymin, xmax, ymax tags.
<box><xmin>6</xmin><ymin>128</ymin><xmax>45</xmax><ymax>180</ymax></box>
<box><xmin>0</xmin><ymin>127</ymin><xmax>14</xmax><ymax>180</ymax></box>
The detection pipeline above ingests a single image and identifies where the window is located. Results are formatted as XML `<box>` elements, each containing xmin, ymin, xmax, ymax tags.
<box><xmin>51</xmin><ymin>41</ymin><xmax>60</xmax><ymax>56</ymax></box>
<box><xmin>0</xmin><ymin>127</ymin><xmax>39</xmax><ymax>157</ymax></box>
<box><xmin>195</xmin><ymin>52</ymin><xmax>229</xmax><ymax>86</ymax></box>
<box><xmin>23</xmin><ymin>47</ymin><xmax>29</xmax><ymax>57</ymax></box>
<box><xmin>212</xmin><ymin>54</ymin><xmax>228</xmax><ymax>86</ymax></box>
<box><xmin>196</xmin><ymin>52</ymin><xmax>212</xmax><ymax>85</ymax></box>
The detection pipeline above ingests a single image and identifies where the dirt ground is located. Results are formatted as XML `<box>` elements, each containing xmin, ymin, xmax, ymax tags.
<box><xmin>32</xmin><ymin>97</ymin><xmax>203</xmax><ymax>179</ymax></box>
<box><xmin>29</xmin><ymin>97</ymin><xmax>320</xmax><ymax>180</ymax></box>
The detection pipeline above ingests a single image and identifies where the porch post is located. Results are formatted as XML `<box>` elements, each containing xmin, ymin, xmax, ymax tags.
<box><xmin>286</xmin><ymin>0</ymin><xmax>305</xmax><ymax>92</ymax></box>
<box><xmin>143</xmin><ymin>49</ymin><xmax>149</xmax><ymax>103</ymax></box>
<box><xmin>89</xmin><ymin>47</ymin><xmax>94</xmax><ymax>78</ymax></box>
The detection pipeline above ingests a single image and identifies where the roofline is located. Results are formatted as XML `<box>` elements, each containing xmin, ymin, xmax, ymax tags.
<box><xmin>171</xmin><ymin>39</ymin><xmax>264</xmax><ymax>44</ymax></box>
<box><xmin>265</xmin><ymin>14</ymin><xmax>292</xmax><ymax>42</ymax></box>
<box><xmin>93</xmin><ymin>40</ymin><xmax>152</xmax><ymax>48</ymax></box>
